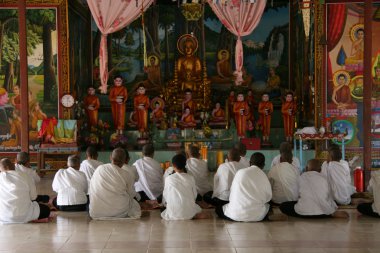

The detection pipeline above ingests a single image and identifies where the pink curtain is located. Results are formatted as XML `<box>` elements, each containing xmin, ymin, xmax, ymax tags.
<box><xmin>208</xmin><ymin>0</ymin><xmax>266</xmax><ymax>85</ymax></box>
<box><xmin>87</xmin><ymin>0</ymin><xmax>153</xmax><ymax>93</ymax></box>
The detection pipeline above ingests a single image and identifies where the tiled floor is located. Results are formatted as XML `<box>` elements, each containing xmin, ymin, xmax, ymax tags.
<box><xmin>0</xmin><ymin>177</ymin><xmax>379</xmax><ymax>253</ymax></box>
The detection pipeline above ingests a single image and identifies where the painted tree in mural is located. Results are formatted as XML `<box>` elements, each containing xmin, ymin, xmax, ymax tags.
<box><xmin>0</xmin><ymin>10</ymin><xmax>18</xmax><ymax>91</ymax></box>
<box><xmin>158</xmin><ymin>5</ymin><xmax>175</xmax><ymax>81</ymax></box>
<box><xmin>28</xmin><ymin>9</ymin><xmax>57</xmax><ymax>102</ymax></box>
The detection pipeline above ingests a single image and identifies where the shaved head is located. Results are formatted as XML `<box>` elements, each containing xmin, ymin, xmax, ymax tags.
<box><xmin>0</xmin><ymin>158</ymin><xmax>14</xmax><ymax>172</ymax></box>
<box><xmin>111</xmin><ymin>148</ymin><xmax>126</xmax><ymax>167</ymax></box>
<box><xmin>250</xmin><ymin>152</ymin><xmax>265</xmax><ymax>169</ymax></box>
<box><xmin>67</xmin><ymin>155</ymin><xmax>80</xmax><ymax>169</ymax></box>
<box><xmin>189</xmin><ymin>145</ymin><xmax>200</xmax><ymax>158</ymax></box>
<box><xmin>306</xmin><ymin>159</ymin><xmax>321</xmax><ymax>173</ymax></box>
<box><xmin>142</xmin><ymin>144</ymin><xmax>154</xmax><ymax>157</ymax></box>
<box><xmin>234</xmin><ymin>142</ymin><xmax>247</xmax><ymax>156</ymax></box>
<box><xmin>228</xmin><ymin>148</ymin><xmax>241</xmax><ymax>162</ymax></box>
<box><xmin>86</xmin><ymin>146</ymin><xmax>98</xmax><ymax>159</ymax></box>
<box><xmin>16</xmin><ymin>152</ymin><xmax>30</xmax><ymax>165</ymax></box>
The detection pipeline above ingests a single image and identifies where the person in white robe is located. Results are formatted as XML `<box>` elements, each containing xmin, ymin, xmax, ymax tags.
<box><xmin>321</xmin><ymin>148</ymin><xmax>355</xmax><ymax>205</ymax></box>
<box><xmin>218</xmin><ymin>152</ymin><xmax>272</xmax><ymax>222</ymax></box>
<box><xmin>162</xmin><ymin>154</ymin><xmax>202</xmax><ymax>220</ymax></box>
<box><xmin>271</xmin><ymin>142</ymin><xmax>301</xmax><ymax>171</ymax></box>
<box><xmin>268</xmin><ymin>152</ymin><xmax>300</xmax><ymax>204</ymax></box>
<box><xmin>357</xmin><ymin>170</ymin><xmax>380</xmax><ymax>218</ymax></box>
<box><xmin>0</xmin><ymin>158</ymin><xmax>50</xmax><ymax>224</ymax></box>
<box><xmin>133</xmin><ymin>144</ymin><xmax>163</xmax><ymax>202</ymax></box>
<box><xmin>204</xmin><ymin>148</ymin><xmax>245</xmax><ymax>206</ymax></box>
<box><xmin>52</xmin><ymin>155</ymin><xmax>88</xmax><ymax>211</ymax></box>
<box><xmin>224</xmin><ymin>142</ymin><xmax>250</xmax><ymax>168</ymax></box>
<box><xmin>79</xmin><ymin>146</ymin><xmax>103</xmax><ymax>191</ymax></box>
<box><xmin>186</xmin><ymin>145</ymin><xmax>212</xmax><ymax>198</ymax></box>
<box><xmin>121</xmin><ymin>149</ymin><xmax>140</xmax><ymax>201</ymax></box>
<box><xmin>90</xmin><ymin>148</ymin><xmax>141</xmax><ymax>219</ymax></box>
<box><xmin>15</xmin><ymin>152</ymin><xmax>49</xmax><ymax>203</ymax></box>
<box><xmin>280</xmin><ymin>159</ymin><xmax>348</xmax><ymax>218</ymax></box>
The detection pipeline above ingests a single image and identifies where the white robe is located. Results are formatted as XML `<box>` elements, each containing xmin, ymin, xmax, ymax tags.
<box><xmin>0</xmin><ymin>170</ymin><xmax>40</xmax><ymax>224</ymax></box>
<box><xmin>15</xmin><ymin>164</ymin><xmax>40</xmax><ymax>184</ymax></box>
<box><xmin>52</xmin><ymin>167</ymin><xmax>88</xmax><ymax>206</ymax></box>
<box><xmin>223</xmin><ymin>166</ymin><xmax>272</xmax><ymax>222</ymax></box>
<box><xmin>321</xmin><ymin>161</ymin><xmax>355</xmax><ymax>205</ymax></box>
<box><xmin>212</xmin><ymin>161</ymin><xmax>246</xmax><ymax>201</ymax></box>
<box><xmin>268</xmin><ymin>162</ymin><xmax>300</xmax><ymax>204</ymax></box>
<box><xmin>133</xmin><ymin>157</ymin><xmax>163</xmax><ymax>200</ymax></box>
<box><xmin>121</xmin><ymin>164</ymin><xmax>139</xmax><ymax>200</ymax></box>
<box><xmin>186</xmin><ymin>158</ymin><xmax>212</xmax><ymax>195</ymax></box>
<box><xmin>161</xmin><ymin>172</ymin><xmax>201</xmax><ymax>220</ymax></box>
<box><xmin>89</xmin><ymin>163</ymin><xmax>141</xmax><ymax>219</ymax></box>
<box><xmin>225</xmin><ymin>156</ymin><xmax>250</xmax><ymax>169</ymax></box>
<box><xmin>271</xmin><ymin>155</ymin><xmax>301</xmax><ymax>172</ymax></box>
<box><xmin>79</xmin><ymin>159</ymin><xmax>103</xmax><ymax>190</ymax></box>
<box><xmin>367</xmin><ymin>170</ymin><xmax>380</xmax><ymax>214</ymax></box>
<box><xmin>295</xmin><ymin>171</ymin><xmax>337</xmax><ymax>215</ymax></box>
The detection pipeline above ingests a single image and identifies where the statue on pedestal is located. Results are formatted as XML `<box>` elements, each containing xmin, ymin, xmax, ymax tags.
<box><xmin>281</xmin><ymin>92</ymin><xmax>297</xmax><ymax>143</ymax></box>
<box><xmin>134</xmin><ymin>84</ymin><xmax>150</xmax><ymax>134</ymax></box>
<box><xmin>83</xmin><ymin>86</ymin><xmax>100</xmax><ymax>130</ymax></box>
<box><xmin>258</xmin><ymin>93</ymin><xmax>273</xmax><ymax>143</ymax></box>
<box><xmin>109</xmin><ymin>75</ymin><xmax>128</xmax><ymax>135</ymax></box>
<box><xmin>233</xmin><ymin>93</ymin><xmax>249</xmax><ymax>138</ymax></box>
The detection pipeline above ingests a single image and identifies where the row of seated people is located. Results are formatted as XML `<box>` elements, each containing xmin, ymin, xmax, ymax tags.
<box><xmin>0</xmin><ymin>142</ymin><xmax>379</xmax><ymax>223</ymax></box>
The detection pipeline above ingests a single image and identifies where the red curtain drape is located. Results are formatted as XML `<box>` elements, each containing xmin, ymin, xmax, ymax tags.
<box><xmin>327</xmin><ymin>4</ymin><xmax>347</xmax><ymax>94</ymax></box>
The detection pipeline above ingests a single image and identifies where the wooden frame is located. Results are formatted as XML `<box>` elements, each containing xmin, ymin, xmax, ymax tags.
<box><xmin>0</xmin><ymin>0</ymin><xmax>70</xmax><ymax>119</ymax></box>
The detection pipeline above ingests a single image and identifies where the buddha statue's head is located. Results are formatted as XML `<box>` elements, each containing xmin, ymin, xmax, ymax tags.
<box><xmin>137</xmin><ymin>84</ymin><xmax>146</xmax><ymax>95</ymax></box>
<box><xmin>237</xmin><ymin>93</ymin><xmax>244</xmax><ymax>102</ymax></box>
<box><xmin>184</xmin><ymin>39</ymin><xmax>195</xmax><ymax>56</ymax></box>
<box><xmin>88</xmin><ymin>86</ymin><xmax>96</xmax><ymax>96</ymax></box>
<box><xmin>184</xmin><ymin>89</ymin><xmax>192</xmax><ymax>100</ymax></box>
<box><xmin>262</xmin><ymin>93</ymin><xmax>269</xmax><ymax>102</ymax></box>
<box><xmin>113</xmin><ymin>75</ymin><xmax>123</xmax><ymax>87</ymax></box>
<box><xmin>337</xmin><ymin>74</ymin><xmax>347</xmax><ymax>86</ymax></box>
<box><xmin>215</xmin><ymin>102</ymin><xmax>221</xmax><ymax>109</ymax></box>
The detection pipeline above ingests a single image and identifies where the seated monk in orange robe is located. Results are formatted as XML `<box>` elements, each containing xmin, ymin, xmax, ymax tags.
<box><xmin>151</xmin><ymin>101</ymin><xmax>164</xmax><ymax>123</ymax></box>
<box><xmin>233</xmin><ymin>93</ymin><xmax>249</xmax><ymax>138</ymax></box>
<box><xmin>328</xmin><ymin>74</ymin><xmax>357</xmax><ymax>110</ymax></box>
<box><xmin>84</xmin><ymin>86</ymin><xmax>100</xmax><ymax>129</ymax></box>
<box><xmin>210</xmin><ymin>102</ymin><xmax>226</xmax><ymax>123</ymax></box>
<box><xmin>109</xmin><ymin>75</ymin><xmax>128</xmax><ymax>135</ymax></box>
<box><xmin>258</xmin><ymin>93</ymin><xmax>273</xmax><ymax>142</ymax></box>
<box><xmin>179</xmin><ymin>107</ymin><xmax>196</xmax><ymax>128</ymax></box>
<box><xmin>38</xmin><ymin>117</ymin><xmax>58</xmax><ymax>143</ymax></box>
<box><xmin>281</xmin><ymin>92</ymin><xmax>297</xmax><ymax>142</ymax></box>
<box><xmin>182</xmin><ymin>89</ymin><xmax>197</xmax><ymax>114</ymax></box>
<box><xmin>134</xmin><ymin>84</ymin><xmax>150</xmax><ymax>133</ymax></box>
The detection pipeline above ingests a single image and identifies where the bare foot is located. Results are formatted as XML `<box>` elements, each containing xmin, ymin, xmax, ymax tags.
<box><xmin>268</xmin><ymin>213</ymin><xmax>288</xmax><ymax>221</ymax></box>
<box><xmin>197</xmin><ymin>200</ymin><xmax>214</xmax><ymax>209</ymax></box>
<box><xmin>194</xmin><ymin>212</ymin><xmax>212</xmax><ymax>219</ymax></box>
<box><xmin>332</xmin><ymin>210</ymin><xmax>349</xmax><ymax>219</ymax></box>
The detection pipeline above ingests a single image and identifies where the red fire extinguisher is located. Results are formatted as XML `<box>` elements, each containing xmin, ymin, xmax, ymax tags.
<box><xmin>354</xmin><ymin>167</ymin><xmax>364</xmax><ymax>193</ymax></box>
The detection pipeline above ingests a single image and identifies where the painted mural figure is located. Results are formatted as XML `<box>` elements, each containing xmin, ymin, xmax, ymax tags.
<box><xmin>144</xmin><ymin>54</ymin><xmax>161</xmax><ymax>91</ymax></box>
<box><xmin>10</xmin><ymin>85</ymin><xmax>20</xmax><ymax>111</ymax></box>
<box><xmin>177</xmin><ymin>35</ymin><xmax>202</xmax><ymax>92</ymax></box>
<box><xmin>331</xmin><ymin>74</ymin><xmax>356</xmax><ymax>110</ymax></box>
<box><xmin>266</xmin><ymin>67</ymin><xmax>281</xmax><ymax>98</ymax></box>
<box><xmin>373</xmin><ymin>66</ymin><xmax>380</xmax><ymax>108</ymax></box>
<box><xmin>0</xmin><ymin>88</ymin><xmax>9</xmax><ymax>106</ymax></box>
<box><xmin>258</xmin><ymin>93</ymin><xmax>273</xmax><ymax>143</ymax></box>
<box><xmin>29</xmin><ymin>100</ymin><xmax>47</xmax><ymax>131</ymax></box>
<box><xmin>134</xmin><ymin>84</ymin><xmax>150</xmax><ymax>133</ymax></box>
<box><xmin>83</xmin><ymin>86</ymin><xmax>100</xmax><ymax>129</ymax></box>
<box><xmin>282</xmin><ymin>92</ymin><xmax>297</xmax><ymax>143</ymax></box>
<box><xmin>214</xmin><ymin>49</ymin><xmax>234</xmax><ymax>82</ymax></box>
<box><xmin>150</xmin><ymin>98</ymin><xmax>165</xmax><ymax>124</ymax></box>
<box><xmin>345</xmin><ymin>28</ymin><xmax>364</xmax><ymax>65</ymax></box>
<box><xmin>233</xmin><ymin>93</ymin><xmax>249</xmax><ymax>138</ymax></box>
<box><xmin>109</xmin><ymin>75</ymin><xmax>128</xmax><ymax>135</ymax></box>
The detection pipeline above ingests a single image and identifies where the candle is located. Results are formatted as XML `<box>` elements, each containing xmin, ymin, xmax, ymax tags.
<box><xmin>216</xmin><ymin>151</ymin><xmax>224</xmax><ymax>167</ymax></box>
<box><xmin>201</xmin><ymin>145</ymin><xmax>208</xmax><ymax>161</ymax></box>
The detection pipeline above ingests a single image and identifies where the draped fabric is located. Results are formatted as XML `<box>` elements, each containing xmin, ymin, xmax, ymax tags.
<box><xmin>327</xmin><ymin>4</ymin><xmax>347</xmax><ymax>90</ymax></box>
<box><xmin>87</xmin><ymin>0</ymin><xmax>154</xmax><ymax>93</ymax></box>
<box><xmin>207</xmin><ymin>0</ymin><xmax>266</xmax><ymax>85</ymax></box>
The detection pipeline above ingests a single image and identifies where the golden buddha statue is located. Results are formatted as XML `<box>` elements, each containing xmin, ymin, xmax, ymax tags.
<box><xmin>176</xmin><ymin>34</ymin><xmax>202</xmax><ymax>92</ymax></box>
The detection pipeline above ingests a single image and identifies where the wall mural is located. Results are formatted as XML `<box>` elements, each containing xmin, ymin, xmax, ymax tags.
<box><xmin>327</xmin><ymin>3</ymin><xmax>380</xmax><ymax>151</ymax></box>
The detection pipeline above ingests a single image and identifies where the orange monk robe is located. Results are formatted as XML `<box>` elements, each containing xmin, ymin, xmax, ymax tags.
<box><xmin>134</xmin><ymin>94</ymin><xmax>150</xmax><ymax>132</ymax></box>
<box><xmin>218</xmin><ymin>60</ymin><xmax>233</xmax><ymax>78</ymax></box>
<box><xmin>228</xmin><ymin>95</ymin><xmax>235</xmax><ymax>119</ymax></box>
<box><xmin>211</xmin><ymin>108</ymin><xmax>225</xmax><ymax>122</ymax></box>
<box><xmin>84</xmin><ymin>94</ymin><xmax>100</xmax><ymax>128</ymax></box>
<box><xmin>180</xmin><ymin>114</ymin><xmax>196</xmax><ymax>128</ymax></box>
<box><xmin>10</xmin><ymin>117</ymin><xmax>22</xmax><ymax>146</ymax></box>
<box><xmin>281</xmin><ymin>101</ymin><xmax>297</xmax><ymax>138</ymax></box>
<box><xmin>30</xmin><ymin>111</ymin><xmax>47</xmax><ymax>130</ymax></box>
<box><xmin>152</xmin><ymin>108</ymin><xmax>164</xmax><ymax>122</ymax></box>
<box><xmin>109</xmin><ymin>86</ymin><xmax>128</xmax><ymax>130</ymax></box>
<box><xmin>233</xmin><ymin>101</ymin><xmax>249</xmax><ymax>137</ymax></box>
<box><xmin>258</xmin><ymin>101</ymin><xmax>273</xmax><ymax>137</ymax></box>
<box><xmin>246</xmin><ymin>95</ymin><xmax>255</xmax><ymax>122</ymax></box>
<box><xmin>12</xmin><ymin>95</ymin><xmax>20</xmax><ymax>111</ymax></box>
<box><xmin>183</xmin><ymin>99</ymin><xmax>197</xmax><ymax>114</ymax></box>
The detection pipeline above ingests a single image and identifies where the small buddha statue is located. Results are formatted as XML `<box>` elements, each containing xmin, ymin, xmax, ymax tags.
<box><xmin>210</xmin><ymin>102</ymin><xmax>226</xmax><ymax>123</ymax></box>
<box><xmin>179</xmin><ymin>106</ymin><xmax>197</xmax><ymax>129</ymax></box>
